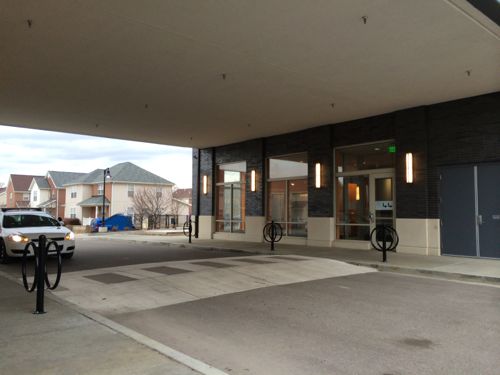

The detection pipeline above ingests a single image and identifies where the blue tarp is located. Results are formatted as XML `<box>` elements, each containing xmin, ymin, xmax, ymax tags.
<box><xmin>91</xmin><ymin>214</ymin><xmax>135</xmax><ymax>232</ymax></box>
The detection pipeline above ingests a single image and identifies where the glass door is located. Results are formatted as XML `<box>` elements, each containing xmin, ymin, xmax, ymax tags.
<box><xmin>335</xmin><ymin>175</ymin><xmax>370</xmax><ymax>241</ymax></box>
<box><xmin>369</xmin><ymin>173</ymin><xmax>395</xmax><ymax>232</ymax></box>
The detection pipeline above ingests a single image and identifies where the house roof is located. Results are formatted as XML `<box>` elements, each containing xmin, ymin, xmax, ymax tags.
<box><xmin>48</xmin><ymin>171</ymin><xmax>87</xmax><ymax>188</ymax></box>
<box><xmin>172</xmin><ymin>198</ymin><xmax>192</xmax><ymax>207</ymax></box>
<box><xmin>78</xmin><ymin>195</ymin><xmax>110</xmax><ymax>207</ymax></box>
<box><xmin>10</xmin><ymin>174</ymin><xmax>44</xmax><ymax>192</ymax></box>
<box><xmin>38</xmin><ymin>198</ymin><xmax>56</xmax><ymax>208</ymax></box>
<box><xmin>173</xmin><ymin>188</ymin><xmax>192</xmax><ymax>200</ymax></box>
<box><xmin>66</xmin><ymin>162</ymin><xmax>173</xmax><ymax>186</ymax></box>
<box><xmin>33</xmin><ymin>177</ymin><xmax>51</xmax><ymax>190</ymax></box>
<box><xmin>0</xmin><ymin>187</ymin><xmax>6</xmax><ymax>194</ymax></box>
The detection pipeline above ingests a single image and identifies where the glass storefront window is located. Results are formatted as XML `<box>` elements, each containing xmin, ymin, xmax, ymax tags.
<box><xmin>335</xmin><ymin>141</ymin><xmax>395</xmax><ymax>173</ymax></box>
<box><xmin>267</xmin><ymin>153</ymin><xmax>308</xmax><ymax>237</ymax></box>
<box><xmin>216</xmin><ymin>161</ymin><xmax>246</xmax><ymax>233</ymax></box>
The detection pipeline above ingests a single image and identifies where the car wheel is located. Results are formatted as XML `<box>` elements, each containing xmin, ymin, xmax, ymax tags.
<box><xmin>62</xmin><ymin>252</ymin><xmax>74</xmax><ymax>259</ymax></box>
<box><xmin>0</xmin><ymin>240</ymin><xmax>10</xmax><ymax>264</ymax></box>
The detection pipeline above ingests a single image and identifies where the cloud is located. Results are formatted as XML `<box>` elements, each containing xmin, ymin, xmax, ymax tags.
<box><xmin>0</xmin><ymin>125</ymin><xmax>193</xmax><ymax>188</ymax></box>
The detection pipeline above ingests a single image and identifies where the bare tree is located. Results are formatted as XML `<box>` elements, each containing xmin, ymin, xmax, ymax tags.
<box><xmin>132</xmin><ymin>186</ymin><xmax>169</xmax><ymax>229</ymax></box>
<box><xmin>132</xmin><ymin>189</ymin><xmax>149</xmax><ymax>228</ymax></box>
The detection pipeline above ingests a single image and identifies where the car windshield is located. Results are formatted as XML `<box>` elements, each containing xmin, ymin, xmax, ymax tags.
<box><xmin>2</xmin><ymin>214</ymin><xmax>61</xmax><ymax>228</ymax></box>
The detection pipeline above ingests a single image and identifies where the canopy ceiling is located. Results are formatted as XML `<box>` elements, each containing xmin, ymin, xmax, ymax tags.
<box><xmin>1</xmin><ymin>0</ymin><xmax>499</xmax><ymax>148</ymax></box>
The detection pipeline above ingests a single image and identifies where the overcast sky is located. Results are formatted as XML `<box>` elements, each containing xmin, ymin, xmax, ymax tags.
<box><xmin>0</xmin><ymin>125</ymin><xmax>192</xmax><ymax>188</ymax></box>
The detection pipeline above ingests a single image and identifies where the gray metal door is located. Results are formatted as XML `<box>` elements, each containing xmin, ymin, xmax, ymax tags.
<box><xmin>440</xmin><ymin>166</ymin><xmax>477</xmax><ymax>256</ymax></box>
<box><xmin>477</xmin><ymin>164</ymin><xmax>500</xmax><ymax>258</ymax></box>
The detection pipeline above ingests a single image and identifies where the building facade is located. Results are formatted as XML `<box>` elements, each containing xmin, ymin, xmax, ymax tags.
<box><xmin>29</xmin><ymin>171</ymin><xmax>87</xmax><ymax>218</ymax></box>
<box><xmin>64</xmin><ymin>162</ymin><xmax>174</xmax><ymax>224</ymax></box>
<box><xmin>192</xmin><ymin>92</ymin><xmax>500</xmax><ymax>259</ymax></box>
<box><xmin>5</xmin><ymin>174</ymin><xmax>43</xmax><ymax>209</ymax></box>
<box><xmin>0</xmin><ymin>187</ymin><xmax>6</xmax><ymax>208</ymax></box>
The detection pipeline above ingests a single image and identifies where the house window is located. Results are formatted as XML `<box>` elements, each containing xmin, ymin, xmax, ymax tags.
<box><xmin>98</xmin><ymin>184</ymin><xmax>103</xmax><ymax>195</ymax></box>
<box><xmin>33</xmin><ymin>190</ymin><xmax>38</xmax><ymax>202</ymax></box>
<box><xmin>267</xmin><ymin>153</ymin><xmax>308</xmax><ymax>237</ymax></box>
<box><xmin>9</xmin><ymin>192</ymin><xmax>12</xmax><ymax>200</ymax></box>
<box><xmin>156</xmin><ymin>186</ymin><xmax>162</xmax><ymax>198</ymax></box>
<box><xmin>128</xmin><ymin>185</ymin><xmax>134</xmax><ymax>198</ymax></box>
<box><xmin>23</xmin><ymin>193</ymin><xmax>30</xmax><ymax>201</ymax></box>
<box><xmin>126</xmin><ymin>207</ymin><xmax>134</xmax><ymax>216</ymax></box>
<box><xmin>70</xmin><ymin>187</ymin><xmax>77</xmax><ymax>199</ymax></box>
<box><xmin>216</xmin><ymin>161</ymin><xmax>246</xmax><ymax>233</ymax></box>
<box><xmin>51</xmin><ymin>190</ymin><xmax>56</xmax><ymax>199</ymax></box>
<box><xmin>70</xmin><ymin>207</ymin><xmax>76</xmax><ymax>219</ymax></box>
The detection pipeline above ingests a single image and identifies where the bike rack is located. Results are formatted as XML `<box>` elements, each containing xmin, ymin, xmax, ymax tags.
<box><xmin>369</xmin><ymin>224</ymin><xmax>399</xmax><ymax>262</ymax></box>
<box><xmin>263</xmin><ymin>221</ymin><xmax>283</xmax><ymax>251</ymax></box>
<box><xmin>183</xmin><ymin>219</ymin><xmax>193</xmax><ymax>244</ymax></box>
<box><xmin>21</xmin><ymin>235</ymin><xmax>63</xmax><ymax>314</ymax></box>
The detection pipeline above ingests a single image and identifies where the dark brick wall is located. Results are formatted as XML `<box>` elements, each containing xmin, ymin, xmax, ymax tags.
<box><xmin>332</xmin><ymin>113</ymin><xmax>394</xmax><ymax>148</ymax></box>
<box><xmin>193</xmin><ymin>92</ymin><xmax>500</xmax><ymax>221</ymax></box>
<box><xmin>199</xmin><ymin>148</ymin><xmax>214</xmax><ymax>216</ymax></box>
<box><xmin>215</xmin><ymin>139</ymin><xmax>265</xmax><ymax>217</ymax></box>
<box><xmin>192</xmin><ymin>148</ymin><xmax>199</xmax><ymax>216</ymax></box>
<box><xmin>307</xmin><ymin>126</ymin><xmax>334</xmax><ymax>217</ymax></box>
<box><xmin>394</xmin><ymin>107</ymin><xmax>428</xmax><ymax>219</ymax></box>
<box><xmin>427</xmin><ymin>92</ymin><xmax>500</xmax><ymax>218</ymax></box>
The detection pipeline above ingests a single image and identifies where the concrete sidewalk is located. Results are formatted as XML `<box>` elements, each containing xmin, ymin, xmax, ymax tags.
<box><xmin>80</xmin><ymin>233</ymin><xmax>500</xmax><ymax>284</ymax></box>
<box><xmin>0</xmin><ymin>273</ymin><xmax>222</xmax><ymax>375</ymax></box>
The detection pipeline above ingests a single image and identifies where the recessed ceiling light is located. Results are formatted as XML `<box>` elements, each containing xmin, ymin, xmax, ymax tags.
<box><xmin>374</xmin><ymin>147</ymin><xmax>380</xmax><ymax>151</ymax></box>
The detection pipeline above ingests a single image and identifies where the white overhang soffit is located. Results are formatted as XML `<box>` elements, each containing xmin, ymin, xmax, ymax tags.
<box><xmin>0</xmin><ymin>0</ymin><xmax>499</xmax><ymax>148</ymax></box>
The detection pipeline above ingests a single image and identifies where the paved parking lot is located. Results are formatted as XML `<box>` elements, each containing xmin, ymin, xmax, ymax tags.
<box><xmin>2</xmin><ymin>238</ymin><xmax>499</xmax><ymax>375</ymax></box>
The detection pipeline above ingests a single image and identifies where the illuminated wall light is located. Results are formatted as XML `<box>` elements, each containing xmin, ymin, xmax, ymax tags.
<box><xmin>250</xmin><ymin>170</ymin><xmax>256</xmax><ymax>192</ymax></box>
<box><xmin>202</xmin><ymin>175</ymin><xmax>208</xmax><ymax>195</ymax></box>
<box><xmin>406</xmin><ymin>153</ymin><xmax>413</xmax><ymax>183</ymax></box>
<box><xmin>315</xmin><ymin>163</ymin><xmax>321</xmax><ymax>188</ymax></box>
<box><xmin>356</xmin><ymin>185</ymin><xmax>360</xmax><ymax>201</ymax></box>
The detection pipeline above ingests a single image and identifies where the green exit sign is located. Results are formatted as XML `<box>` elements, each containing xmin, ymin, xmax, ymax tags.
<box><xmin>388</xmin><ymin>145</ymin><xmax>396</xmax><ymax>153</ymax></box>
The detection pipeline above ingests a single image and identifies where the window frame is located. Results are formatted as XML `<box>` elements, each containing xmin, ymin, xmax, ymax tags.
<box><xmin>215</xmin><ymin>161</ymin><xmax>247</xmax><ymax>233</ymax></box>
<box><xmin>266</xmin><ymin>153</ymin><xmax>308</xmax><ymax>238</ymax></box>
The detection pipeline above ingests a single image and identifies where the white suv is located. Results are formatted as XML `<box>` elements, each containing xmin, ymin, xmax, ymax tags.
<box><xmin>0</xmin><ymin>208</ymin><xmax>75</xmax><ymax>264</ymax></box>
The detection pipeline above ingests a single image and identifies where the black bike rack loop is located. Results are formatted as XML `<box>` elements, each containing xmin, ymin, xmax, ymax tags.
<box><xmin>22</xmin><ymin>242</ymin><xmax>38</xmax><ymax>293</ymax></box>
<box><xmin>20</xmin><ymin>235</ymin><xmax>63</xmax><ymax>314</ymax></box>
<box><xmin>369</xmin><ymin>224</ymin><xmax>399</xmax><ymax>262</ymax></box>
<box><xmin>183</xmin><ymin>219</ymin><xmax>193</xmax><ymax>243</ymax></box>
<box><xmin>263</xmin><ymin>221</ymin><xmax>283</xmax><ymax>251</ymax></box>
<box><xmin>44</xmin><ymin>240</ymin><xmax>62</xmax><ymax>290</ymax></box>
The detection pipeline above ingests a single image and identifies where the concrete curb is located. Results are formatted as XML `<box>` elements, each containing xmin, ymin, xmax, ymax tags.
<box><xmin>344</xmin><ymin>261</ymin><xmax>500</xmax><ymax>285</ymax></box>
<box><xmin>0</xmin><ymin>270</ymin><xmax>229</xmax><ymax>375</ymax></box>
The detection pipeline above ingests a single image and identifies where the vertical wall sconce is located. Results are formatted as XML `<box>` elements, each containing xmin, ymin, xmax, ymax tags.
<box><xmin>355</xmin><ymin>185</ymin><xmax>360</xmax><ymax>201</ymax></box>
<box><xmin>202</xmin><ymin>175</ymin><xmax>208</xmax><ymax>195</ymax></box>
<box><xmin>406</xmin><ymin>153</ymin><xmax>413</xmax><ymax>183</ymax></box>
<box><xmin>315</xmin><ymin>163</ymin><xmax>321</xmax><ymax>188</ymax></box>
<box><xmin>250</xmin><ymin>170</ymin><xmax>256</xmax><ymax>192</ymax></box>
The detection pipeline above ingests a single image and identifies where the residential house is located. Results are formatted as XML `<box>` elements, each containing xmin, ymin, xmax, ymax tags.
<box><xmin>172</xmin><ymin>188</ymin><xmax>192</xmax><ymax>217</ymax></box>
<box><xmin>172</xmin><ymin>188</ymin><xmax>192</xmax><ymax>205</ymax></box>
<box><xmin>0</xmin><ymin>187</ymin><xmax>6</xmax><ymax>208</ymax></box>
<box><xmin>64</xmin><ymin>162</ymin><xmax>174</xmax><ymax>224</ymax></box>
<box><xmin>29</xmin><ymin>171</ymin><xmax>87</xmax><ymax>218</ymax></box>
<box><xmin>5</xmin><ymin>174</ymin><xmax>43</xmax><ymax>208</ymax></box>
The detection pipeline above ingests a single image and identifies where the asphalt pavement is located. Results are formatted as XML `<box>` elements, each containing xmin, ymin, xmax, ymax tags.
<box><xmin>112</xmin><ymin>271</ymin><xmax>500</xmax><ymax>375</ymax></box>
<box><xmin>2</xmin><ymin>237</ymin><xmax>499</xmax><ymax>375</ymax></box>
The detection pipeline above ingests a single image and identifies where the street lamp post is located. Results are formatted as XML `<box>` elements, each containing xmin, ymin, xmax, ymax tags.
<box><xmin>102</xmin><ymin>168</ymin><xmax>111</xmax><ymax>229</ymax></box>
